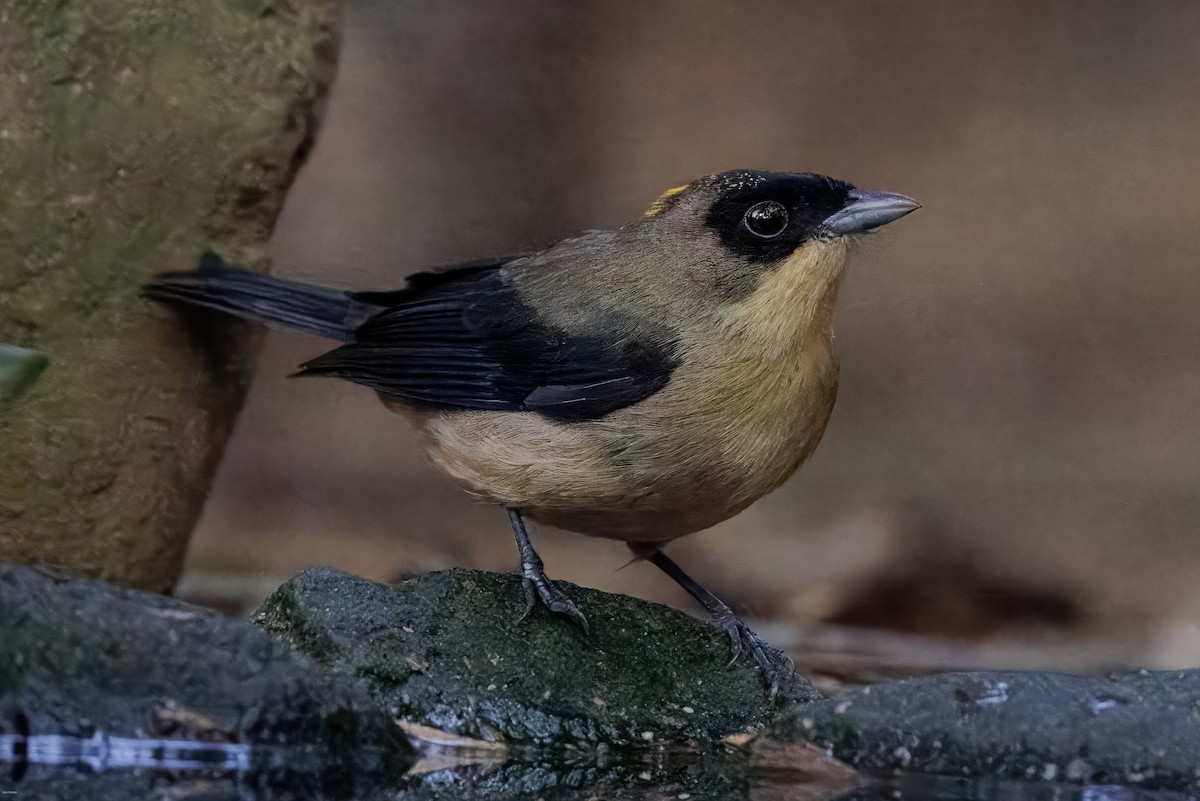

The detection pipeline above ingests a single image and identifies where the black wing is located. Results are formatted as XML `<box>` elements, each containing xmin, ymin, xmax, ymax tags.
<box><xmin>297</xmin><ymin>259</ymin><xmax>678</xmax><ymax>422</ymax></box>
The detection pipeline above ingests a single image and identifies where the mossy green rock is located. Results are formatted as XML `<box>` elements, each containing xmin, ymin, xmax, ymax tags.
<box><xmin>255</xmin><ymin>567</ymin><xmax>819</xmax><ymax>748</ymax></box>
<box><xmin>0</xmin><ymin>0</ymin><xmax>341</xmax><ymax>591</ymax></box>
<box><xmin>0</xmin><ymin>563</ymin><xmax>413</xmax><ymax>789</ymax></box>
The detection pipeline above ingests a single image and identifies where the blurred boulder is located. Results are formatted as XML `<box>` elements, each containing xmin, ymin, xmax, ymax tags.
<box><xmin>0</xmin><ymin>0</ymin><xmax>342</xmax><ymax>590</ymax></box>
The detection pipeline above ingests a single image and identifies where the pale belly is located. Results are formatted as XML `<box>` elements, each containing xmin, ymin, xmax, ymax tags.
<box><xmin>398</xmin><ymin>351</ymin><xmax>839</xmax><ymax>544</ymax></box>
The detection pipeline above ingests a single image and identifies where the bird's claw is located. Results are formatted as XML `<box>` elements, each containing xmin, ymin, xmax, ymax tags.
<box><xmin>712</xmin><ymin>609</ymin><xmax>794</xmax><ymax>697</ymax></box>
<box><xmin>520</xmin><ymin>575</ymin><xmax>589</xmax><ymax>631</ymax></box>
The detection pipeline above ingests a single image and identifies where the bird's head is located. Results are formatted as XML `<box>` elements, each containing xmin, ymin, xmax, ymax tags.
<box><xmin>639</xmin><ymin>169</ymin><xmax>919</xmax><ymax>302</ymax></box>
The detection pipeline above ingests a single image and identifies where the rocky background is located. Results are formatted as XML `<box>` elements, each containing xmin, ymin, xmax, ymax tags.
<box><xmin>183</xmin><ymin>0</ymin><xmax>1200</xmax><ymax>674</ymax></box>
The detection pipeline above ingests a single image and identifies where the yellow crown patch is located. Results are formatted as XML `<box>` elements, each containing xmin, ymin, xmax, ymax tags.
<box><xmin>643</xmin><ymin>184</ymin><xmax>689</xmax><ymax>217</ymax></box>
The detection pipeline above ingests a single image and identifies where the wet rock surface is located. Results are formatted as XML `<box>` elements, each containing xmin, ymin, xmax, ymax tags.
<box><xmin>771</xmin><ymin>669</ymin><xmax>1200</xmax><ymax>793</ymax></box>
<box><xmin>0</xmin><ymin>564</ymin><xmax>413</xmax><ymax>792</ymax></box>
<box><xmin>8</xmin><ymin>561</ymin><xmax>1200</xmax><ymax>798</ymax></box>
<box><xmin>253</xmin><ymin>566</ymin><xmax>819</xmax><ymax>748</ymax></box>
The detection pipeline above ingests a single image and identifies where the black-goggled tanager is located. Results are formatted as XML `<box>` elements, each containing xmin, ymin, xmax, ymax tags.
<box><xmin>145</xmin><ymin>170</ymin><xmax>920</xmax><ymax>694</ymax></box>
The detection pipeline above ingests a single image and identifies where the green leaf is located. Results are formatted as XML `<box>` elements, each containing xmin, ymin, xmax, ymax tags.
<box><xmin>0</xmin><ymin>344</ymin><xmax>49</xmax><ymax>402</ymax></box>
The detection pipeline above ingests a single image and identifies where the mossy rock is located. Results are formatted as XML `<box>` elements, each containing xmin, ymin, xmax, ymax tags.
<box><xmin>255</xmin><ymin>567</ymin><xmax>820</xmax><ymax>749</ymax></box>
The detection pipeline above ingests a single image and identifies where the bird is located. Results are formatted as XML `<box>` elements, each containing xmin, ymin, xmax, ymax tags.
<box><xmin>145</xmin><ymin>169</ymin><xmax>919</xmax><ymax>693</ymax></box>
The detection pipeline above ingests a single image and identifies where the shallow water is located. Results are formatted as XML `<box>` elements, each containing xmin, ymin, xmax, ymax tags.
<box><xmin>2</xmin><ymin>732</ymin><xmax>1191</xmax><ymax>801</ymax></box>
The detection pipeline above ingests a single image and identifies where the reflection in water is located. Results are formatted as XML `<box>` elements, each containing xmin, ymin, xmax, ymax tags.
<box><xmin>850</xmin><ymin>775</ymin><xmax>1196</xmax><ymax>801</ymax></box>
<box><xmin>1</xmin><ymin>732</ymin><xmax>251</xmax><ymax>773</ymax></box>
<box><xmin>2</xmin><ymin>731</ymin><xmax>1195</xmax><ymax>801</ymax></box>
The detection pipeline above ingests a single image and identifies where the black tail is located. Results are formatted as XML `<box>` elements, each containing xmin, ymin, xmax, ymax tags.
<box><xmin>144</xmin><ymin>253</ymin><xmax>374</xmax><ymax>342</ymax></box>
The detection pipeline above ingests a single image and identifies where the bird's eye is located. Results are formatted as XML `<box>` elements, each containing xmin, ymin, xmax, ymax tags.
<box><xmin>742</xmin><ymin>201</ymin><xmax>789</xmax><ymax>238</ymax></box>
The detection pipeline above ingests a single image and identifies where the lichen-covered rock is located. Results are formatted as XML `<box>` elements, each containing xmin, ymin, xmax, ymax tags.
<box><xmin>0</xmin><ymin>563</ymin><xmax>413</xmax><ymax>789</ymax></box>
<box><xmin>0</xmin><ymin>0</ymin><xmax>342</xmax><ymax>591</ymax></box>
<box><xmin>254</xmin><ymin>567</ymin><xmax>820</xmax><ymax>748</ymax></box>
<box><xmin>770</xmin><ymin>669</ymin><xmax>1200</xmax><ymax>793</ymax></box>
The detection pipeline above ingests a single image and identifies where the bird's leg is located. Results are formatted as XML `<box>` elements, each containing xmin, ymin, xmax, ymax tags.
<box><xmin>507</xmin><ymin>508</ymin><xmax>588</xmax><ymax>630</ymax></box>
<box><xmin>645</xmin><ymin>549</ymin><xmax>793</xmax><ymax>696</ymax></box>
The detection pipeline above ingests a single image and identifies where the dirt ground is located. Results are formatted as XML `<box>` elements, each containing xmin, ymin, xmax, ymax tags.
<box><xmin>180</xmin><ymin>1</ymin><xmax>1200</xmax><ymax>675</ymax></box>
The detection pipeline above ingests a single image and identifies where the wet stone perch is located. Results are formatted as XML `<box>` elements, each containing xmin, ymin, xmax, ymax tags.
<box><xmin>770</xmin><ymin>668</ymin><xmax>1200</xmax><ymax>794</ymax></box>
<box><xmin>253</xmin><ymin>566</ymin><xmax>820</xmax><ymax>748</ymax></box>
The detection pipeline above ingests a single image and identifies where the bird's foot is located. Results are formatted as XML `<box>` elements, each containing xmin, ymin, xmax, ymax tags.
<box><xmin>712</xmin><ymin>608</ymin><xmax>794</xmax><ymax>697</ymax></box>
<box><xmin>520</xmin><ymin>572</ymin><xmax>589</xmax><ymax>631</ymax></box>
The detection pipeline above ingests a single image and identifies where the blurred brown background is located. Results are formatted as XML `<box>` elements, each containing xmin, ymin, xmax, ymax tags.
<box><xmin>180</xmin><ymin>0</ymin><xmax>1200</xmax><ymax>675</ymax></box>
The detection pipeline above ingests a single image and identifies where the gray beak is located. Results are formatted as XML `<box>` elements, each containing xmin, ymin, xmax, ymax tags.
<box><xmin>822</xmin><ymin>189</ymin><xmax>921</xmax><ymax>235</ymax></box>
